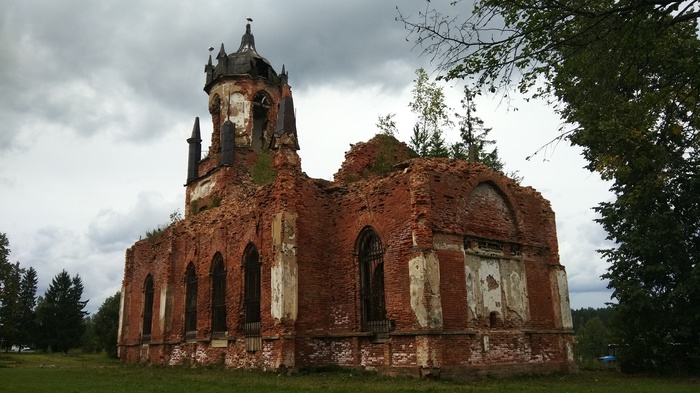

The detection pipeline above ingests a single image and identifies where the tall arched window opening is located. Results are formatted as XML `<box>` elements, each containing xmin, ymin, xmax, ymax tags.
<box><xmin>357</xmin><ymin>227</ymin><xmax>389</xmax><ymax>333</ymax></box>
<box><xmin>184</xmin><ymin>263</ymin><xmax>198</xmax><ymax>341</ymax></box>
<box><xmin>251</xmin><ymin>92</ymin><xmax>270</xmax><ymax>151</ymax></box>
<box><xmin>211</xmin><ymin>253</ymin><xmax>227</xmax><ymax>338</ymax></box>
<box><xmin>142</xmin><ymin>275</ymin><xmax>154</xmax><ymax>342</ymax></box>
<box><xmin>243</xmin><ymin>243</ymin><xmax>261</xmax><ymax>351</ymax></box>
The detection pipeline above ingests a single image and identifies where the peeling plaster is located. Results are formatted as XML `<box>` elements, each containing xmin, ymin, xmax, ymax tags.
<box><xmin>159</xmin><ymin>286</ymin><xmax>167</xmax><ymax>332</ymax></box>
<box><xmin>409</xmin><ymin>252</ymin><xmax>443</xmax><ymax>328</ymax></box>
<box><xmin>555</xmin><ymin>269</ymin><xmax>573</xmax><ymax>329</ymax></box>
<box><xmin>191</xmin><ymin>178</ymin><xmax>216</xmax><ymax>200</ymax></box>
<box><xmin>480</xmin><ymin>259</ymin><xmax>502</xmax><ymax>315</ymax></box>
<box><xmin>465</xmin><ymin>254</ymin><xmax>530</xmax><ymax>325</ymax></box>
<box><xmin>271</xmin><ymin>212</ymin><xmax>298</xmax><ymax>320</ymax></box>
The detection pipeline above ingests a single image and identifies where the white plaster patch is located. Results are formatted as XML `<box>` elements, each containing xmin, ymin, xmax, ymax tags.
<box><xmin>479</xmin><ymin>258</ymin><xmax>502</xmax><ymax>315</ymax></box>
<box><xmin>271</xmin><ymin>260</ymin><xmax>298</xmax><ymax>320</ymax></box>
<box><xmin>556</xmin><ymin>269</ymin><xmax>573</xmax><ymax>329</ymax></box>
<box><xmin>416</xmin><ymin>336</ymin><xmax>429</xmax><ymax>367</ymax></box>
<box><xmin>408</xmin><ymin>252</ymin><xmax>443</xmax><ymax>328</ymax></box>
<box><xmin>270</xmin><ymin>212</ymin><xmax>298</xmax><ymax>321</ymax></box>
<box><xmin>117</xmin><ymin>285</ymin><xmax>126</xmax><ymax>345</ymax></box>
<box><xmin>226</xmin><ymin>92</ymin><xmax>249</xmax><ymax>130</ymax></box>
<box><xmin>464</xmin><ymin>265</ymin><xmax>477</xmax><ymax>321</ymax></box>
<box><xmin>191</xmin><ymin>178</ymin><xmax>216</xmax><ymax>200</ymax></box>
<box><xmin>159</xmin><ymin>286</ymin><xmax>167</xmax><ymax>332</ymax></box>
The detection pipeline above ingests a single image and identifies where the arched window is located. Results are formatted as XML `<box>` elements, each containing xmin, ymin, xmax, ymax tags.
<box><xmin>357</xmin><ymin>227</ymin><xmax>389</xmax><ymax>332</ymax></box>
<box><xmin>211</xmin><ymin>253</ymin><xmax>227</xmax><ymax>338</ymax></box>
<box><xmin>252</xmin><ymin>92</ymin><xmax>271</xmax><ymax>151</ymax></box>
<box><xmin>184</xmin><ymin>263</ymin><xmax>198</xmax><ymax>341</ymax></box>
<box><xmin>142</xmin><ymin>275</ymin><xmax>154</xmax><ymax>342</ymax></box>
<box><xmin>243</xmin><ymin>244</ymin><xmax>261</xmax><ymax>333</ymax></box>
<box><xmin>243</xmin><ymin>243</ymin><xmax>261</xmax><ymax>351</ymax></box>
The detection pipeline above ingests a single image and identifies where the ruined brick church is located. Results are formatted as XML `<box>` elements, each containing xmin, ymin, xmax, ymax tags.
<box><xmin>117</xmin><ymin>23</ymin><xmax>575</xmax><ymax>378</ymax></box>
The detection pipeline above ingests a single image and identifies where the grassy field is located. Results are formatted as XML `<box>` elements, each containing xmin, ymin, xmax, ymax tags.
<box><xmin>1</xmin><ymin>352</ymin><xmax>698</xmax><ymax>393</ymax></box>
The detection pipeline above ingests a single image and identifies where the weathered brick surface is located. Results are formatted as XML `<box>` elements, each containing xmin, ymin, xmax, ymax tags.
<box><xmin>118</xmin><ymin>30</ymin><xmax>575</xmax><ymax>378</ymax></box>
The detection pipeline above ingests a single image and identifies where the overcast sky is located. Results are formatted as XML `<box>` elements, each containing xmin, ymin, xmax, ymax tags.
<box><xmin>0</xmin><ymin>0</ymin><xmax>614</xmax><ymax>314</ymax></box>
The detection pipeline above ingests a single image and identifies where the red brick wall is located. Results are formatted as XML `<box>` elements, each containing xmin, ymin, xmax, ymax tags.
<box><xmin>119</xmin><ymin>134</ymin><xmax>574</xmax><ymax>376</ymax></box>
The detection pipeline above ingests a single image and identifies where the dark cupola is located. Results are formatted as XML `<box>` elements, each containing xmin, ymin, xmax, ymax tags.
<box><xmin>204</xmin><ymin>23</ymin><xmax>280</xmax><ymax>93</ymax></box>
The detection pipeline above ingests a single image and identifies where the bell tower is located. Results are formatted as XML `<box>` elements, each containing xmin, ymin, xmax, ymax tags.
<box><xmin>203</xmin><ymin>21</ymin><xmax>287</xmax><ymax>158</ymax></box>
<box><xmin>184</xmin><ymin>21</ymin><xmax>298</xmax><ymax>215</ymax></box>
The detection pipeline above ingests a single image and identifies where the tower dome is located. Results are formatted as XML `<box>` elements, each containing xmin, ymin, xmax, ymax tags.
<box><xmin>204</xmin><ymin>23</ymin><xmax>281</xmax><ymax>93</ymax></box>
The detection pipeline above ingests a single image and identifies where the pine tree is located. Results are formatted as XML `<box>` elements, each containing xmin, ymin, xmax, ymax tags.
<box><xmin>17</xmin><ymin>267</ymin><xmax>38</xmax><ymax>350</ymax></box>
<box><xmin>35</xmin><ymin>270</ymin><xmax>88</xmax><ymax>353</ymax></box>
<box><xmin>456</xmin><ymin>86</ymin><xmax>521</xmax><ymax>182</ymax></box>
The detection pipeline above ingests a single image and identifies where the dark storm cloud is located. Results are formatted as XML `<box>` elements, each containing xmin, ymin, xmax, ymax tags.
<box><xmin>0</xmin><ymin>1</ymin><xmax>431</xmax><ymax>151</ymax></box>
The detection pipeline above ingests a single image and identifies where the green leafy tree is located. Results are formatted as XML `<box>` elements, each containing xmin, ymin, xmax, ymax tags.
<box><xmin>576</xmin><ymin>316</ymin><xmax>610</xmax><ymax>359</ymax></box>
<box><xmin>35</xmin><ymin>270</ymin><xmax>89</xmax><ymax>353</ymax></box>
<box><xmin>93</xmin><ymin>291</ymin><xmax>120</xmax><ymax>358</ymax></box>
<box><xmin>400</xmin><ymin>1</ymin><xmax>700</xmax><ymax>373</ymax></box>
<box><xmin>382</xmin><ymin>71</ymin><xmax>520</xmax><ymax>180</ymax></box>
<box><xmin>17</xmin><ymin>266</ymin><xmax>38</xmax><ymax>350</ymax></box>
<box><xmin>81</xmin><ymin>315</ymin><xmax>98</xmax><ymax>353</ymax></box>
<box><xmin>571</xmin><ymin>306</ymin><xmax>618</xmax><ymax>335</ymax></box>
<box><xmin>376</xmin><ymin>113</ymin><xmax>398</xmax><ymax>137</ymax></box>
<box><xmin>408</xmin><ymin>68</ymin><xmax>453</xmax><ymax>157</ymax></box>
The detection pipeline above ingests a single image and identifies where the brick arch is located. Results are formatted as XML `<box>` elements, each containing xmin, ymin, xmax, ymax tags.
<box><xmin>464</xmin><ymin>181</ymin><xmax>520</xmax><ymax>241</ymax></box>
<box><xmin>354</xmin><ymin>226</ymin><xmax>390</xmax><ymax>333</ymax></box>
<box><xmin>209</xmin><ymin>251</ymin><xmax>224</xmax><ymax>273</ymax></box>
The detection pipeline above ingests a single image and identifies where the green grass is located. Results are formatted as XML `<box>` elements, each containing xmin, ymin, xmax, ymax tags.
<box><xmin>1</xmin><ymin>352</ymin><xmax>698</xmax><ymax>393</ymax></box>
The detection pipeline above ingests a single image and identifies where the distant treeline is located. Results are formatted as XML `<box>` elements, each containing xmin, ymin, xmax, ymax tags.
<box><xmin>571</xmin><ymin>306</ymin><xmax>617</xmax><ymax>335</ymax></box>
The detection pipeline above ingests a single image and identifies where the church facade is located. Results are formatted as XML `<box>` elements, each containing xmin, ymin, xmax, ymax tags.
<box><xmin>117</xmin><ymin>24</ymin><xmax>575</xmax><ymax>378</ymax></box>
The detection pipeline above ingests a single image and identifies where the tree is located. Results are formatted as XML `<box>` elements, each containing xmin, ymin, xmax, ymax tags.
<box><xmin>0</xmin><ymin>233</ymin><xmax>26</xmax><ymax>351</ymax></box>
<box><xmin>17</xmin><ymin>267</ymin><xmax>38</xmax><ymax>350</ymax></box>
<box><xmin>0</xmin><ymin>261</ymin><xmax>22</xmax><ymax>351</ymax></box>
<box><xmin>400</xmin><ymin>1</ymin><xmax>700</xmax><ymax>373</ymax></box>
<box><xmin>454</xmin><ymin>86</ymin><xmax>522</xmax><ymax>182</ymax></box>
<box><xmin>576</xmin><ymin>316</ymin><xmax>610</xmax><ymax>360</ymax></box>
<box><xmin>380</xmin><ymin>73</ymin><xmax>521</xmax><ymax>181</ymax></box>
<box><xmin>376</xmin><ymin>113</ymin><xmax>398</xmax><ymax>137</ymax></box>
<box><xmin>81</xmin><ymin>315</ymin><xmax>98</xmax><ymax>353</ymax></box>
<box><xmin>408</xmin><ymin>68</ymin><xmax>453</xmax><ymax>157</ymax></box>
<box><xmin>35</xmin><ymin>270</ymin><xmax>89</xmax><ymax>353</ymax></box>
<box><xmin>93</xmin><ymin>292</ymin><xmax>120</xmax><ymax>358</ymax></box>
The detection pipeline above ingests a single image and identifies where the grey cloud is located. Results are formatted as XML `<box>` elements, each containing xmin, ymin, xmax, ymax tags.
<box><xmin>87</xmin><ymin>191</ymin><xmax>181</xmax><ymax>253</ymax></box>
<box><xmin>0</xmin><ymin>0</ymin><xmax>431</xmax><ymax>153</ymax></box>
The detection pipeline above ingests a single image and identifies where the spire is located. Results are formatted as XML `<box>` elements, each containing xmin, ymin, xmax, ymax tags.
<box><xmin>237</xmin><ymin>22</ymin><xmax>257</xmax><ymax>53</ymax></box>
<box><xmin>205</xmin><ymin>54</ymin><xmax>214</xmax><ymax>85</ymax></box>
<box><xmin>216</xmin><ymin>43</ymin><xmax>227</xmax><ymax>60</ymax></box>
<box><xmin>280</xmin><ymin>64</ymin><xmax>288</xmax><ymax>86</ymax></box>
<box><xmin>189</xmin><ymin>117</ymin><xmax>201</xmax><ymax>141</ymax></box>
<box><xmin>271</xmin><ymin>96</ymin><xmax>299</xmax><ymax>151</ymax></box>
<box><xmin>186</xmin><ymin>117</ymin><xmax>202</xmax><ymax>183</ymax></box>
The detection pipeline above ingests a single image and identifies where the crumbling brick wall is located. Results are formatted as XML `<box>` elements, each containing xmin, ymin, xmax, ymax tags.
<box><xmin>119</xmin><ymin>133</ymin><xmax>574</xmax><ymax>377</ymax></box>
